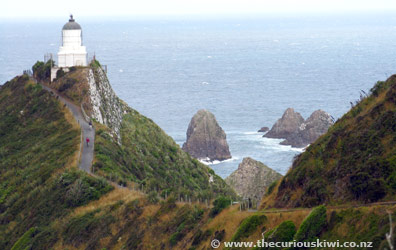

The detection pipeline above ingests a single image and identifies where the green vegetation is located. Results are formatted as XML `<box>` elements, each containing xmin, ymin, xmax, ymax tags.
<box><xmin>267</xmin><ymin>220</ymin><xmax>296</xmax><ymax>244</ymax></box>
<box><xmin>266</xmin><ymin>180</ymin><xmax>278</xmax><ymax>196</ymax></box>
<box><xmin>253</xmin><ymin>220</ymin><xmax>296</xmax><ymax>250</ymax></box>
<box><xmin>49</xmin><ymin>66</ymin><xmax>89</xmax><ymax>105</ymax></box>
<box><xmin>2</xmin><ymin>69</ymin><xmax>396</xmax><ymax>249</ymax></box>
<box><xmin>294</xmin><ymin>205</ymin><xmax>327</xmax><ymax>243</ymax></box>
<box><xmin>56</xmin><ymin>68</ymin><xmax>65</xmax><ymax>79</ymax></box>
<box><xmin>11</xmin><ymin>227</ymin><xmax>38</xmax><ymax>250</ymax></box>
<box><xmin>32</xmin><ymin>60</ymin><xmax>53</xmax><ymax>81</ymax></box>
<box><xmin>322</xmin><ymin>208</ymin><xmax>395</xmax><ymax>249</ymax></box>
<box><xmin>209</xmin><ymin>196</ymin><xmax>232</xmax><ymax>217</ymax></box>
<box><xmin>0</xmin><ymin>75</ymin><xmax>112</xmax><ymax>249</ymax></box>
<box><xmin>166</xmin><ymin>205</ymin><xmax>204</xmax><ymax>246</ymax></box>
<box><xmin>230</xmin><ymin>215</ymin><xmax>267</xmax><ymax>242</ymax></box>
<box><xmin>94</xmin><ymin>108</ymin><xmax>235</xmax><ymax>200</ymax></box>
<box><xmin>63</xmin><ymin>210</ymin><xmax>115</xmax><ymax>249</ymax></box>
<box><xmin>274</xmin><ymin>75</ymin><xmax>396</xmax><ymax>207</ymax></box>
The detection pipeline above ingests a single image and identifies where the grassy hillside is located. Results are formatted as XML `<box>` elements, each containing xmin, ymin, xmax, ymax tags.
<box><xmin>264</xmin><ymin>75</ymin><xmax>396</xmax><ymax>208</ymax></box>
<box><xmin>94</xmin><ymin>106</ymin><xmax>235</xmax><ymax>200</ymax></box>
<box><xmin>0</xmin><ymin>75</ymin><xmax>113</xmax><ymax>249</ymax></box>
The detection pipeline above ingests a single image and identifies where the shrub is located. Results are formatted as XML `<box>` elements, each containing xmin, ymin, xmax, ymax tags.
<box><xmin>209</xmin><ymin>196</ymin><xmax>232</xmax><ymax>217</ymax></box>
<box><xmin>270</xmin><ymin>220</ymin><xmax>296</xmax><ymax>242</ymax></box>
<box><xmin>294</xmin><ymin>205</ymin><xmax>327</xmax><ymax>244</ymax></box>
<box><xmin>258</xmin><ymin>220</ymin><xmax>296</xmax><ymax>250</ymax></box>
<box><xmin>192</xmin><ymin>229</ymin><xmax>212</xmax><ymax>246</ymax></box>
<box><xmin>56</xmin><ymin>68</ymin><xmax>65</xmax><ymax>79</ymax></box>
<box><xmin>32</xmin><ymin>60</ymin><xmax>53</xmax><ymax>81</ymax></box>
<box><xmin>231</xmin><ymin>215</ymin><xmax>267</xmax><ymax>242</ymax></box>
<box><xmin>350</xmin><ymin>173</ymin><xmax>386</xmax><ymax>202</ymax></box>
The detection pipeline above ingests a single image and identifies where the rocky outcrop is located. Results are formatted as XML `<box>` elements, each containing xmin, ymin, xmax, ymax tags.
<box><xmin>258</xmin><ymin>127</ymin><xmax>269</xmax><ymax>132</ymax></box>
<box><xmin>281</xmin><ymin>110</ymin><xmax>334</xmax><ymax>147</ymax></box>
<box><xmin>87</xmin><ymin>64</ymin><xmax>124</xmax><ymax>142</ymax></box>
<box><xmin>182</xmin><ymin>109</ymin><xmax>231</xmax><ymax>162</ymax></box>
<box><xmin>264</xmin><ymin>108</ymin><xmax>305</xmax><ymax>139</ymax></box>
<box><xmin>264</xmin><ymin>108</ymin><xmax>333</xmax><ymax>148</ymax></box>
<box><xmin>225</xmin><ymin>157</ymin><xmax>282</xmax><ymax>199</ymax></box>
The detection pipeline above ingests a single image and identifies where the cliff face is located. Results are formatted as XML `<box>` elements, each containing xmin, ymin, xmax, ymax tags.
<box><xmin>225</xmin><ymin>157</ymin><xmax>282</xmax><ymax>199</ymax></box>
<box><xmin>265</xmin><ymin>75</ymin><xmax>396</xmax><ymax>208</ymax></box>
<box><xmin>280</xmin><ymin>110</ymin><xmax>334</xmax><ymax>147</ymax></box>
<box><xmin>87</xmin><ymin>63</ymin><xmax>124</xmax><ymax>141</ymax></box>
<box><xmin>182</xmin><ymin>109</ymin><xmax>231</xmax><ymax>162</ymax></box>
<box><xmin>264</xmin><ymin>108</ymin><xmax>305</xmax><ymax>139</ymax></box>
<box><xmin>264</xmin><ymin>108</ymin><xmax>333</xmax><ymax>148</ymax></box>
<box><xmin>50</xmin><ymin>61</ymin><xmax>124</xmax><ymax>142</ymax></box>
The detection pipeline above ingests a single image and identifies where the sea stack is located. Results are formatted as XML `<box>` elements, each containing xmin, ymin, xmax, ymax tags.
<box><xmin>182</xmin><ymin>109</ymin><xmax>231</xmax><ymax>162</ymax></box>
<box><xmin>264</xmin><ymin>108</ymin><xmax>305</xmax><ymax>139</ymax></box>
<box><xmin>225</xmin><ymin>157</ymin><xmax>282</xmax><ymax>200</ymax></box>
<box><xmin>263</xmin><ymin>108</ymin><xmax>334</xmax><ymax>148</ymax></box>
<box><xmin>281</xmin><ymin>109</ymin><xmax>334</xmax><ymax>147</ymax></box>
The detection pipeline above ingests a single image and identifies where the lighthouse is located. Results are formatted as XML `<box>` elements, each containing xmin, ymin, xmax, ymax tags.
<box><xmin>57</xmin><ymin>15</ymin><xmax>87</xmax><ymax>67</ymax></box>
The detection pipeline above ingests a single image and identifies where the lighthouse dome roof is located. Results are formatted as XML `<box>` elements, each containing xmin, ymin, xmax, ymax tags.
<box><xmin>62</xmin><ymin>15</ymin><xmax>81</xmax><ymax>30</ymax></box>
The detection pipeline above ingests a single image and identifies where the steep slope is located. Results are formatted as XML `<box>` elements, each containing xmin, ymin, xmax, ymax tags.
<box><xmin>265</xmin><ymin>75</ymin><xmax>396</xmax><ymax>208</ymax></box>
<box><xmin>0</xmin><ymin>75</ymin><xmax>113</xmax><ymax>249</ymax></box>
<box><xmin>31</xmin><ymin>60</ymin><xmax>235</xmax><ymax>199</ymax></box>
<box><xmin>94</xmin><ymin>106</ymin><xmax>234</xmax><ymax>200</ymax></box>
<box><xmin>3</xmin><ymin>67</ymin><xmax>396</xmax><ymax>250</ymax></box>
<box><xmin>49</xmin><ymin>60</ymin><xmax>124</xmax><ymax>141</ymax></box>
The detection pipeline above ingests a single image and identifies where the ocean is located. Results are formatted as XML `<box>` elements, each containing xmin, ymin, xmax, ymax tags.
<box><xmin>2</xmin><ymin>13</ymin><xmax>396</xmax><ymax>178</ymax></box>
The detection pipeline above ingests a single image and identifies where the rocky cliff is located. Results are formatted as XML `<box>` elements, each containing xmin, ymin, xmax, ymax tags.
<box><xmin>264</xmin><ymin>108</ymin><xmax>333</xmax><ymax>148</ymax></box>
<box><xmin>182</xmin><ymin>109</ymin><xmax>231</xmax><ymax>162</ymax></box>
<box><xmin>280</xmin><ymin>110</ymin><xmax>334</xmax><ymax>147</ymax></box>
<box><xmin>264</xmin><ymin>108</ymin><xmax>305</xmax><ymax>139</ymax></box>
<box><xmin>225</xmin><ymin>157</ymin><xmax>282</xmax><ymax>200</ymax></box>
<box><xmin>87</xmin><ymin>61</ymin><xmax>124</xmax><ymax>142</ymax></box>
<box><xmin>50</xmin><ymin>61</ymin><xmax>124</xmax><ymax>142</ymax></box>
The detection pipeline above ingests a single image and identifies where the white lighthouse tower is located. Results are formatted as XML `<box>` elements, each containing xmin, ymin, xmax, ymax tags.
<box><xmin>57</xmin><ymin>15</ymin><xmax>87</xmax><ymax>67</ymax></box>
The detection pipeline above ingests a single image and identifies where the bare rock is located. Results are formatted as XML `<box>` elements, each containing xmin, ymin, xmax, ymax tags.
<box><xmin>258</xmin><ymin>127</ymin><xmax>269</xmax><ymax>132</ymax></box>
<box><xmin>182</xmin><ymin>109</ymin><xmax>231</xmax><ymax>161</ymax></box>
<box><xmin>281</xmin><ymin>109</ymin><xmax>334</xmax><ymax>147</ymax></box>
<box><xmin>225</xmin><ymin>157</ymin><xmax>282</xmax><ymax>200</ymax></box>
<box><xmin>264</xmin><ymin>108</ymin><xmax>305</xmax><ymax>139</ymax></box>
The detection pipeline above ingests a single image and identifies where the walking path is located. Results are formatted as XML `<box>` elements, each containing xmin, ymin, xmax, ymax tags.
<box><xmin>254</xmin><ymin>200</ymin><xmax>396</xmax><ymax>214</ymax></box>
<box><xmin>35</xmin><ymin>79</ymin><xmax>396</xmax><ymax>211</ymax></box>
<box><xmin>40</xmin><ymin>83</ymin><xmax>94</xmax><ymax>173</ymax></box>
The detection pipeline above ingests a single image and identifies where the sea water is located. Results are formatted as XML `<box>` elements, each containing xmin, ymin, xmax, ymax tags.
<box><xmin>2</xmin><ymin>13</ymin><xmax>396</xmax><ymax>178</ymax></box>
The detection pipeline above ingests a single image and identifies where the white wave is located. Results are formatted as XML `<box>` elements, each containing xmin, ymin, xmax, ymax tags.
<box><xmin>199</xmin><ymin>156</ymin><xmax>239</xmax><ymax>165</ymax></box>
<box><xmin>243</xmin><ymin>131</ymin><xmax>259</xmax><ymax>135</ymax></box>
<box><xmin>259</xmin><ymin>137</ymin><xmax>305</xmax><ymax>152</ymax></box>
<box><xmin>119</xmin><ymin>69</ymin><xmax>123</xmax><ymax>73</ymax></box>
<box><xmin>201</xmin><ymin>81</ymin><xmax>209</xmax><ymax>85</ymax></box>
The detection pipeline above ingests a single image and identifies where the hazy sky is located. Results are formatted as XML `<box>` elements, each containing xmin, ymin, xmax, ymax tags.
<box><xmin>2</xmin><ymin>0</ymin><xmax>396</xmax><ymax>18</ymax></box>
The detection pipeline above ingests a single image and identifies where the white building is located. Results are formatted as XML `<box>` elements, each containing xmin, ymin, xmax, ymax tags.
<box><xmin>57</xmin><ymin>15</ymin><xmax>87</xmax><ymax>67</ymax></box>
